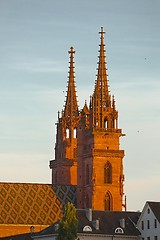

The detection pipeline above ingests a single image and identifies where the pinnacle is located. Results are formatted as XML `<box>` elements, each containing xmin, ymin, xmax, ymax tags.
<box><xmin>64</xmin><ymin>47</ymin><xmax>79</xmax><ymax>118</ymax></box>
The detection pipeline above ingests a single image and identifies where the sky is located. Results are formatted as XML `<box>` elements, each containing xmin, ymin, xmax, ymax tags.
<box><xmin>0</xmin><ymin>0</ymin><xmax>160</xmax><ymax>211</ymax></box>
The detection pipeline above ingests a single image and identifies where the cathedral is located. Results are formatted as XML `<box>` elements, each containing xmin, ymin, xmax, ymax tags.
<box><xmin>0</xmin><ymin>27</ymin><xmax>125</xmax><ymax>237</ymax></box>
<box><xmin>50</xmin><ymin>26</ymin><xmax>125</xmax><ymax>211</ymax></box>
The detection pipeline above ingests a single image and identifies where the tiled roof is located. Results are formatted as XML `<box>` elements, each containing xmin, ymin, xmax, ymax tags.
<box><xmin>36</xmin><ymin>209</ymin><xmax>141</xmax><ymax>237</ymax></box>
<box><xmin>0</xmin><ymin>182</ymin><xmax>76</xmax><ymax>226</ymax></box>
<box><xmin>53</xmin><ymin>184</ymin><xmax>76</xmax><ymax>206</ymax></box>
<box><xmin>77</xmin><ymin>210</ymin><xmax>141</xmax><ymax>236</ymax></box>
<box><xmin>147</xmin><ymin>201</ymin><xmax>160</xmax><ymax>223</ymax></box>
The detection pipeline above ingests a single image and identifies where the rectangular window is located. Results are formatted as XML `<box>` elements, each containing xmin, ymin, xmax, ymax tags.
<box><xmin>154</xmin><ymin>236</ymin><xmax>158</xmax><ymax>240</ymax></box>
<box><xmin>141</xmin><ymin>220</ymin><xmax>144</xmax><ymax>230</ymax></box>
<box><xmin>147</xmin><ymin>220</ymin><xmax>150</xmax><ymax>229</ymax></box>
<box><xmin>147</xmin><ymin>237</ymin><xmax>150</xmax><ymax>240</ymax></box>
<box><xmin>155</xmin><ymin>219</ymin><xmax>157</xmax><ymax>228</ymax></box>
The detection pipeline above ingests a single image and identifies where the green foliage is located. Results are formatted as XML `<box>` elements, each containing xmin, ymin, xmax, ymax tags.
<box><xmin>56</xmin><ymin>202</ymin><xmax>79</xmax><ymax>240</ymax></box>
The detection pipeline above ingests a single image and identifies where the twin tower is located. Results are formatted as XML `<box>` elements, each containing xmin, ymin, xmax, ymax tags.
<box><xmin>50</xmin><ymin>27</ymin><xmax>125</xmax><ymax>211</ymax></box>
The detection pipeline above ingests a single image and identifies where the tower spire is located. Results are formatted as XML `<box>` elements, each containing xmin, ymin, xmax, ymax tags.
<box><xmin>50</xmin><ymin>47</ymin><xmax>79</xmax><ymax>186</ymax></box>
<box><xmin>64</xmin><ymin>47</ymin><xmax>79</xmax><ymax>118</ymax></box>
<box><xmin>92</xmin><ymin>27</ymin><xmax>111</xmax><ymax>128</ymax></box>
<box><xmin>77</xmin><ymin>28</ymin><xmax>125</xmax><ymax>211</ymax></box>
<box><xmin>95</xmin><ymin>27</ymin><xmax>110</xmax><ymax>104</ymax></box>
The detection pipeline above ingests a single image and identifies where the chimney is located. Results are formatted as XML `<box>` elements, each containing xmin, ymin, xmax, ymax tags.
<box><xmin>96</xmin><ymin>219</ymin><xmax>99</xmax><ymax>230</ymax></box>
<box><xmin>86</xmin><ymin>208</ymin><xmax>92</xmax><ymax>221</ymax></box>
<box><xmin>120</xmin><ymin>218</ymin><xmax>125</xmax><ymax>228</ymax></box>
<box><xmin>30</xmin><ymin>225</ymin><xmax>35</xmax><ymax>234</ymax></box>
<box><xmin>92</xmin><ymin>219</ymin><xmax>99</xmax><ymax>230</ymax></box>
<box><xmin>54</xmin><ymin>223</ymin><xmax>59</xmax><ymax>231</ymax></box>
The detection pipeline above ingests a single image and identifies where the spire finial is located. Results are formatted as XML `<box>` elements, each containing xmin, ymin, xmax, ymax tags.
<box><xmin>92</xmin><ymin>27</ymin><xmax>111</xmax><ymax>128</ymax></box>
<box><xmin>68</xmin><ymin>46</ymin><xmax>75</xmax><ymax>55</ymax></box>
<box><xmin>99</xmin><ymin>26</ymin><xmax>106</xmax><ymax>40</ymax></box>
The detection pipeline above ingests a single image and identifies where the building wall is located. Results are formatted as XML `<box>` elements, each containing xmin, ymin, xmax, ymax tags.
<box><xmin>77</xmin><ymin>125</ymin><xmax>124</xmax><ymax>211</ymax></box>
<box><xmin>33</xmin><ymin>233</ymin><xmax>141</xmax><ymax>240</ymax></box>
<box><xmin>137</xmin><ymin>204</ymin><xmax>160</xmax><ymax>240</ymax></box>
<box><xmin>78</xmin><ymin>234</ymin><xmax>141</xmax><ymax>240</ymax></box>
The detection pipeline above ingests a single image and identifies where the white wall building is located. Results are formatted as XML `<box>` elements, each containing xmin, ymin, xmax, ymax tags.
<box><xmin>137</xmin><ymin>202</ymin><xmax>160</xmax><ymax>240</ymax></box>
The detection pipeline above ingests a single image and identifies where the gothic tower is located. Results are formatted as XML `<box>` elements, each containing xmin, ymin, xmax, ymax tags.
<box><xmin>50</xmin><ymin>47</ymin><xmax>79</xmax><ymax>185</ymax></box>
<box><xmin>77</xmin><ymin>27</ymin><xmax>125</xmax><ymax>211</ymax></box>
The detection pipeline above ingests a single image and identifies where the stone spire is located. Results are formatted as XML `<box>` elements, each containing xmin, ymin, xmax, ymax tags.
<box><xmin>92</xmin><ymin>27</ymin><xmax>112</xmax><ymax>129</ymax></box>
<box><xmin>95</xmin><ymin>27</ymin><xmax>110</xmax><ymax>105</ymax></box>
<box><xmin>77</xmin><ymin>28</ymin><xmax>125</xmax><ymax>211</ymax></box>
<box><xmin>50</xmin><ymin>47</ymin><xmax>79</xmax><ymax>186</ymax></box>
<box><xmin>64</xmin><ymin>47</ymin><xmax>79</xmax><ymax>119</ymax></box>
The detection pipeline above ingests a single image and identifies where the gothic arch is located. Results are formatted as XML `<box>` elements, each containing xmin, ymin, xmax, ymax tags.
<box><xmin>66</xmin><ymin>128</ymin><xmax>69</xmax><ymax>138</ymax></box>
<box><xmin>74</xmin><ymin>128</ymin><xmax>77</xmax><ymax>138</ymax></box>
<box><xmin>104</xmin><ymin>161</ymin><xmax>112</xmax><ymax>184</ymax></box>
<box><xmin>104</xmin><ymin>191</ymin><xmax>112</xmax><ymax>210</ymax></box>
<box><xmin>104</xmin><ymin>117</ymin><xmax>108</xmax><ymax>128</ymax></box>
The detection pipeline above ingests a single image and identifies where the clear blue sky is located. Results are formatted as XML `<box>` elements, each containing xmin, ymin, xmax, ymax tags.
<box><xmin>0</xmin><ymin>0</ymin><xmax>160</xmax><ymax>211</ymax></box>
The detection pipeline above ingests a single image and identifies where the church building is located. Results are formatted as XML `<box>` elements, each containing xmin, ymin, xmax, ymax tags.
<box><xmin>50</xmin><ymin>27</ymin><xmax>125</xmax><ymax>211</ymax></box>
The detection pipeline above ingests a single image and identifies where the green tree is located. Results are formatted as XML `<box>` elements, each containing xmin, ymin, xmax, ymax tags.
<box><xmin>56</xmin><ymin>202</ymin><xmax>79</xmax><ymax>240</ymax></box>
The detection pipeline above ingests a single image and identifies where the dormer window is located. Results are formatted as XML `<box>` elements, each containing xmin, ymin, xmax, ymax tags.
<box><xmin>83</xmin><ymin>225</ymin><xmax>92</xmax><ymax>232</ymax></box>
<box><xmin>115</xmin><ymin>227</ymin><xmax>124</xmax><ymax>234</ymax></box>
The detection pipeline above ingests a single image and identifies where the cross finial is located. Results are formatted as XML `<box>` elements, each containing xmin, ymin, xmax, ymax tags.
<box><xmin>68</xmin><ymin>46</ymin><xmax>75</xmax><ymax>55</ymax></box>
<box><xmin>99</xmin><ymin>26</ymin><xmax>106</xmax><ymax>39</ymax></box>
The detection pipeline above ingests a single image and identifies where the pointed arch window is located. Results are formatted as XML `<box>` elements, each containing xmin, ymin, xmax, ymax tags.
<box><xmin>86</xmin><ymin>164</ymin><xmax>89</xmax><ymax>185</ymax></box>
<box><xmin>74</xmin><ymin>128</ymin><xmax>77</xmax><ymax>138</ymax></box>
<box><xmin>104</xmin><ymin>161</ymin><xmax>112</xmax><ymax>184</ymax></box>
<box><xmin>66</xmin><ymin>128</ymin><xmax>69</xmax><ymax>138</ymax></box>
<box><xmin>104</xmin><ymin>118</ymin><xmax>108</xmax><ymax>128</ymax></box>
<box><xmin>104</xmin><ymin>191</ymin><xmax>112</xmax><ymax>210</ymax></box>
<box><xmin>114</xmin><ymin>118</ymin><xmax>117</xmax><ymax>129</ymax></box>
